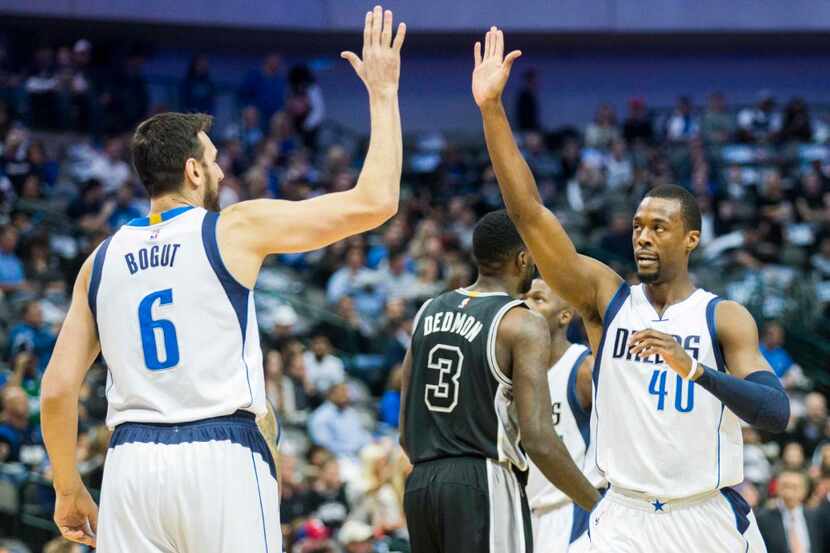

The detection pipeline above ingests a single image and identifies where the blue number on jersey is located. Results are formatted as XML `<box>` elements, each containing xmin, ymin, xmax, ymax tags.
<box><xmin>648</xmin><ymin>369</ymin><xmax>668</xmax><ymax>410</ymax></box>
<box><xmin>138</xmin><ymin>289</ymin><xmax>180</xmax><ymax>370</ymax></box>
<box><xmin>649</xmin><ymin>369</ymin><xmax>695</xmax><ymax>413</ymax></box>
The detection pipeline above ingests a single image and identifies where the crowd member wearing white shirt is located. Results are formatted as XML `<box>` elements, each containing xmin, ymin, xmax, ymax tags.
<box><xmin>303</xmin><ymin>334</ymin><xmax>346</xmax><ymax>394</ymax></box>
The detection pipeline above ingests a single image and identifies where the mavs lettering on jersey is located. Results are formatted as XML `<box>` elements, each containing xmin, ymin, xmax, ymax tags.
<box><xmin>591</xmin><ymin>283</ymin><xmax>743</xmax><ymax>499</ymax></box>
<box><xmin>88</xmin><ymin>206</ymin><xmax>266</xmax><ymax>428</ymax></box>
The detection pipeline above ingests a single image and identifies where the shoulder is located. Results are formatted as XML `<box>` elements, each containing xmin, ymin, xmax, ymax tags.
<box><xmin>714</xmin><ymin>300</ymin><xmax>759</xmax><ymax>343</ymax></box>
<box><xmin>499</xmin><ymin>306</ymin><xmax>548</xmax><ymax>343</ymax></box>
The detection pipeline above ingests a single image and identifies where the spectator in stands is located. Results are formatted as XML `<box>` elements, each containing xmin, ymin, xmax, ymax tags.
<box><xmin>287</xmin><ymin>64</ymin><xmax>325</xmax><ymax>150</ymax></box>
<box><xmin>623</xmin><ymin>97</ymin><xmax>653</xmax><ymax>144</ymax></box>
<box><xmin>304</xmin><ymin>334</ymin><xmax>346</xmax><ymax>395</ymax></box>
<box><xmin>326</xmin><ymin>246</ymin><xmax>385</xmax><ymax>323</ymax></box>
<box><xmin>108</xmin><ymin>49</ymin><xmax>149</xmax><ymax>133</ymax></box>
<box><xmin>378</xmin><ymin>365</ymin><xmax>402</xmax><ymax>429</ymax></box>
<box><xmin>25</xmin><ymin>46</ymin><xmax>58</xmax><ymax>130</ymax></box>
<box><xmin>0</xmin><ymin>386</ymin><xmax>39</xmax><ymax>463</ymax></box>
<box><xmin>811</xmin><ymin>236</ymin><xmax>830</xmax><ymax>281</ymax></box>
<box><xmin>700</xmin><ymin>91</ymin><xmax>734</xmax><ymax>144</ymax></box>
<box><xmin>515</xmin><ymin>68</ymin><xmax>540</xmax><ymax>131</ymax></box>
<box><xmin>0</xmin><ymin>224</ymin><xmax>25</xmax><ymax>292</ymax></box>
<box><xmin>350</xmin><ymin>442</ymin><xmax>405</xmax><ymax>534</ymax></box>
<box><xmin>792</xmin><ymin>393</ymin><xmax>828</xmax><ymax>457</ymax></box>
<box><xmin>308</xmin><ymin>383</ymin><xmax>373</xmax><ymax>459</ymax></box>
<box><xmin>796</xmin><ymin>171</ymin><xmax>830</xmax><ymax>226</ymax></box>
<box><xmin>760</xmin><ymin>320</ymin><xmax>795</xmax><ymax>378</ymax></box>
<box><xmin>1</xmin><ymin>126</ymin><xmax>32</xmax><ymax>194</ymax></box>
<box><xmin>315</xmin><ymin>296</ymin><xmax>372</xmax><ymax>355</ymax></box>
<box><xmin>7</xmin><ymin>300</ymin><xmax>56</xmax><ymax>374</ymax></box>
<box><xmin>68</xmin><ymin>39</ymin><xmax>96</xmax><ymax>133</ymax></box>
<box><xmin>666</xmin><ymin>96</ymin><xmax>698</xmax><ymax>142</ymax></box>
<box><xmin>338</xmin><ymin>521</ymin><xmax>376</xmax><ymax>553</ymax></box>
<box><xmin>779</xmin><ymin>97</ymin><xmax>813</xmax><ymax>143</ymax></box>
<box><xmin>737</xmin><ymin>91</ymin><xmax>781</xmax><ymax>143</ymax></box>
<box><xmin>780</xmin><ymin>442</ymin><xmax>807</xmax><ymax>472</ymax></box>
<box><xmin>181</xmin><ymin>54</ymin><xmax>215</xmax><ymax>115</ymax></box>
<box><xmin>240</xmin><ymin>52</ymin><xmax>286</xmax><ymax>127</ymax></box>
<box><xmin>279</xmin><ymin>451</ymin><xmax>314</xmax><ymax>530</ymax></box>
<box><xmin>108</xmin><ymin>184</ymin><xmax>143</xmax><ymax>230</ymax></box>
<box><xmin>757</xmin><ymin>469</ymin><xmax>821</xmax><ymax>553</ymax></box>
<box><xmin>308</xmin><ymin>454</ymin><xmax>350</xmax><ymax>530</ymax></box>
<box><xmin>605</xmin><ymin>139</ymin><xmax>633</xmax><ymax>191</ymax></box>
<box><xmin>599</xmin><ymin>211</ymin><xmax>634</xmax><ymax>268</ymax></box>
<box><xmin>378</xmin><ymin>249</ymin><xmax>416</xmax><ymax>300</ymax></box>
<box><xmin>584</xmin><ymin>103</ymin><xmax>620</xmax><ymax>150</ymax></box>
<box><xmin>66</xmin><ymin>179</ymin><xmax>114</xmax><ymax>234</ymax></box>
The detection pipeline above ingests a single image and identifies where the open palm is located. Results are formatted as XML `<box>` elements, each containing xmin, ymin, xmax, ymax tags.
<box><xmin>472</xmin><ymin>27</ymin><xmax>522</xmax><ymax>107</ymax></box>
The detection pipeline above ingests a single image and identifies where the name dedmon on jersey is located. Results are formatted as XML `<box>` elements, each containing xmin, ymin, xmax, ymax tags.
<box><xmin>422</xmin><ymin>311</ymin><xmax>484</xmax><ymax>343</ymax></box>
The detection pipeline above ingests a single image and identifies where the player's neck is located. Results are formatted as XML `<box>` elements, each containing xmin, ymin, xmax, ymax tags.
<box><xmin>148</xmin><ymin>193</ymin><xmax>198</xmax><ymax>215</ymax></box>
<box><xmin>467</xmin><ymin>275</ymin><xmax>515</xmax><ymax>296</ymax></box>
<box><xmin>643</xmin><ymin>277</ymin><xmax>697</xmax><ymax>314</ymax></box>
<box><xmin>549</xmin><ymin>333</ymin><xmax>571</xmax><ymax>366</ymax></box>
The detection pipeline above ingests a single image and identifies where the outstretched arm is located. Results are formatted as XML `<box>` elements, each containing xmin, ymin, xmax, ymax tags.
<box><xmin>473</xmin><ymin>28</ymin><xmax>621</xmax><ymax>318</ymax></box>
<box><xmin>220</xmin><ymin>6</ymin><xmax>405</xmax><ymax>265</ymax></box>
<box><xmin>41</xmin><ymin>255</ymin><xmax>100</xmax><ymax>547</ymax></box>
<box><xmin>505</xmin><ymin>308</ymin><xmax>599</xmax><ymax>511</ymax></box>
<box><xmin>629</xmin><ymin>301</ymin><xmax>789</xmax><ymax>433</ymax></box>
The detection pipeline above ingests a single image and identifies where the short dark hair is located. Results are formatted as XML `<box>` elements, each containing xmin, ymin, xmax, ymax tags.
<box><xmin>643</xmin><ymin>184</ymin><xmax>701</xmax><ymax>232</ymax></box>
<box><xmin>131</xmin><ymin>112</ymin><xmax>213</xmax><ymax>197</ymax></box>
<box><xmin>472</xmin><ymin>210</ymin><xmax>525</xmax><ymax>273</ymax></box>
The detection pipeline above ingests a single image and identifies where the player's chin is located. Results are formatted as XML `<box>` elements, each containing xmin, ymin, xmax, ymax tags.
<box><xmin>636</xmin><ymin>267</ymin><xmax>660</xmax><ymax>284</ymax></box>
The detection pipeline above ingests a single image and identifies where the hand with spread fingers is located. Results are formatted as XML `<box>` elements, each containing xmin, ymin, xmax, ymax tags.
<box><xmin>629</xmin><ymin>329</ymin><xmax>695</xmax><ymax>379</ymax></box>
<box><xmin>472</xmin><ymin>26</ymin><xmax>522</xmax><ymax>108</ymax></box>
<box><xmin>54</xmin><ymin>484</ymin><xmax>98</xmax><ymax>547</ymax></box>
<box><xmin>341</xmin><ymin>5</ymin><xmax>406</xmax><ymax>97</ymax></box>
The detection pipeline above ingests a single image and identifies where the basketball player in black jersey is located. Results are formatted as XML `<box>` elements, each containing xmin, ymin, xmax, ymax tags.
<box><xmin>400</xmin><ymin>211</ymin><xmax>599</xmax><ymax>553</ymax></box>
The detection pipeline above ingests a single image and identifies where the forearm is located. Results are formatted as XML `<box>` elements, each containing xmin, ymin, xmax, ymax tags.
<box><xmin>694</xmin><ymin>367</ymin><xmax>789</xmax><ymax>432</ymax></box>
<box><xmin>353</xmin><ymin>91</ymin><xmax>401</xmax><ymax>215</ymax></box>
<box><xmin>526</xmin><ymin>432</ymin><xmax>599</xmax><ymax>511</ymax></box>
<box><xmin>41</xmin><ymin>385</ymin><xmax>83</xmax><ymax>493</ymax></box>
<box><xmin>480</xmin><ymin>100</ymin><xmax>543</xmax><ymax>219</ymax></box>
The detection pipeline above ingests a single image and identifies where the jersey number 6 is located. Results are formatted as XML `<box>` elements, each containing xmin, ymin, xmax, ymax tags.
<box><xmin>138</xmin><ymin>288</ymin><xmax>180</xmax><ymax>371</ymax></box>
<box><xmin>424</xmin><ymin>344</ymin><xmax>464</xmax><ymax>413</ymax></box>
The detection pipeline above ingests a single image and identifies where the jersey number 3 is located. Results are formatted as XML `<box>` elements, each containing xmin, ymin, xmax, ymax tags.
<box><xmin>424</xmin><ymin>345</ymin><xmax>464</xmax><ymax>413</ymax></box>
<box><xmin>138</xmin><ymin>288</ymin><xmax>180</xmax><ymax>371</ymax></box>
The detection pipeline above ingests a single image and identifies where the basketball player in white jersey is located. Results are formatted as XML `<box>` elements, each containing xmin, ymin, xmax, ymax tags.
<box><xmin>524</xmin><ymin>279</ymin><xmax>604</xmax><ymax>553</ymax></box>
<box><xmin>39</xmin><ymin>7</ymin><xmax>406</xmax><ymax>551</ymax></box>
<box><xmin>472</xmin><ymin>27</ymin><xmax>789</xmax><ymax>552</ymax></box>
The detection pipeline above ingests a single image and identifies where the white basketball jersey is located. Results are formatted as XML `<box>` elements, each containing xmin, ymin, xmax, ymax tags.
<box><xmin>527</xmin><ymin>343</ymin><xmax>604</xmax><ymax>510</ymax></box>
<box><xmin>89</xmin><ymin>206</ymin><xmax>266</xmax><ymax>428</ymax></box>
<box><xmin>591</xmin><ymin>283</ymin><xmax>743</xmax><ymax>499</ymax></box>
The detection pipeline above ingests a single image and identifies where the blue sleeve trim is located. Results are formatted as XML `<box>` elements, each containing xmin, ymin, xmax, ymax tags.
<box><xmin>201</xmin><ymin>211</ymin><xmax>249</xmax><ymax>341</ymax></box>
<box><xmin>567</xmin><ymin>347</ymin><xmax>592</xmax><ymax>448</ymax></box>
<box><xmin>706</xmin><ymin>297</ymin><xmax>726</xmax><ymax>372</ymax></box>
<box><xmin>87</xmin><ymin>237</ymin><xmax>112</xmax><ymax>323</ymax></box>
<box><xmin>720</xmin><ymin>487</ymin><xmax>750</xmax><ymax>535</ymax></box>
<box><xmin>591</xmin><ymin>282</ymin><xmax>630</xmax><ymax>389</ymax></box>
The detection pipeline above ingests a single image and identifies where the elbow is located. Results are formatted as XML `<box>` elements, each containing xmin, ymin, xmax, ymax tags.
<box><xmin>755</xmin><ymin>391</ymin><xmax>791</xmax><ymax>433</ymax></box>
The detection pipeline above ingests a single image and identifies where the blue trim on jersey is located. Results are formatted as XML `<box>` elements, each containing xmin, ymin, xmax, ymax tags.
<box><xmin>707</xmin><ymin>296</ymin><xmax>726</xmax><ymax>487</ymax></box>
<box><xmin>249</xmin><ymin>449</ymin><xmax>271</xmax><ymax>553</ymax></box>
<box><xmin>201</xmin><ymin>211</ymin><xmax>254</xmax><ymax>407</ymax></box>
<box><xmin>706</xmin><ymin>297</ymin><xmax>726</xmax><ymax>373</ymax></box>
<box><xmin>592</xmin><ymin>282</ymin><xmax>630</xmax><ymax>389</ymax></box>
<box><xmin>567</xmin><ymin>348</ymin><xmax>592</xmax><ymax>448</ymax></box>
<box><xmin>109</xmin><ymin>411</ymin><xmax>276</xmax><ymax>479</ymax></box>
<box><xmin>87</xmin><ymin>237</ymin><xmax>112</xmax><ymax>321</ymax></box>
<box><xmin>569</xmin><ymin>503</ymin><xmax>590</xmax><ymax>543</ymax></box>
<box><xmin>721</xmin><ymin>487</ymin><xmax>750</xmax><ymax>535</ymax></box>
<box><xmin>592</xmin><ymin>282</ymin><xmax>630</xmax><ymax>471</ymax></box>
<box><xmin>126</xmin><ymin>205</ymin><xmax>194</xmax><ymax>227</ymax></box>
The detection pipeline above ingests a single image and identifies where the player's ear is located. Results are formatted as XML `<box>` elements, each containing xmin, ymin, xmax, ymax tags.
<box><xmin>559</xmin><ymin>308</ymin><xmax>574</xmax><ymax>327</ymax></box>
<box><xmin>685</xmin><ymin>230</ymin><xmax>700</xmax><ymax>255</ymax></box>
<box><xmin>184</xmin><ymin>157</ymin><xmax>202</xmax><ymax>188</ymax></box>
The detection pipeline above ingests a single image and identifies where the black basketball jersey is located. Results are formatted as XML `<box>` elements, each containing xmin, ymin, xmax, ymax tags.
<box><xmin>403</xmin><ymin>289</ymin><xmax>529</xmax><ymax>470</ymax></box>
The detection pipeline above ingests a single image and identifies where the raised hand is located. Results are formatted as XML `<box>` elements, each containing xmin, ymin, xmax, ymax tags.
<box><xmin>341</xmin><ymin>5</ymin><xmax>406</xmax><ymax>97</ymax></box>
<box><xmin>472</xmin><ymin>26</ymin><xmax>522</xmax><ymax>108</ymax></box>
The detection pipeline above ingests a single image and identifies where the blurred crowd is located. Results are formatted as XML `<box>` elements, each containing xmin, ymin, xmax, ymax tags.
<box><xmin>0</xmin><ymin>38</ymin><xmax>828</xmax><ymax>553</ymax></box>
